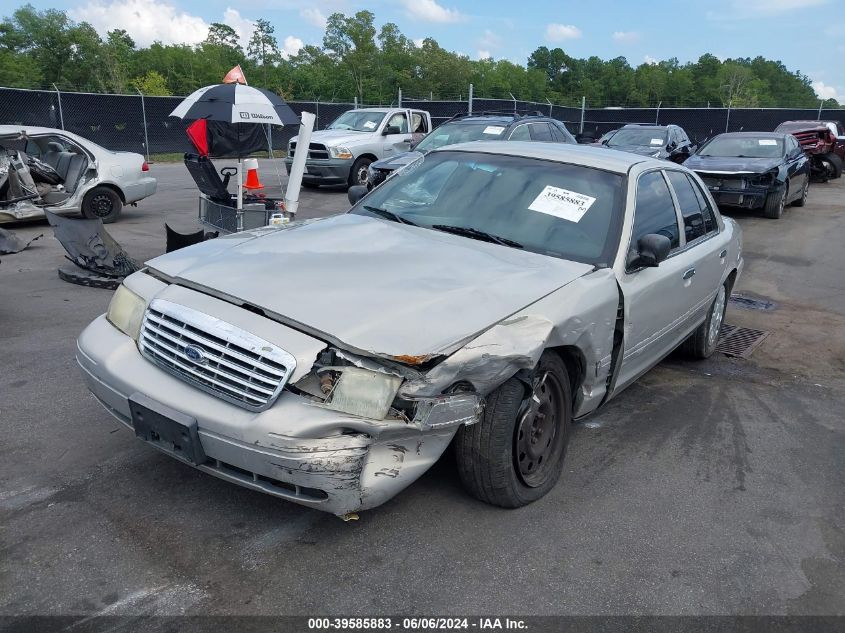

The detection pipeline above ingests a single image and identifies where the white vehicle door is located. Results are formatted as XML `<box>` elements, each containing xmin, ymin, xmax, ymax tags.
<box><xmin>410</xmin><ymin>110</ymin><xmax>430</xmax><ymax>145</ymax></box>
<box><xmin>382</xmin><ymin>111</ymin><xmax>413</xmax><ymax>155</ymax></box>
<box><xmin>613</xmin><ymin>169</ymin><xmax>704</xmax><ymax>391</ymax></box>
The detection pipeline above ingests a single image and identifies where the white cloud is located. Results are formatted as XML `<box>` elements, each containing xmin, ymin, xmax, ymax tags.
<box><xmin>403</xmin><ymin>0</ymin><xmax>465</xmax><ymax>24</ymax></box>
<box><xmin>413</xmin><ymin>38</ymin><xmax>425</xmax><ymax>48</ymax></box>
<box><xmin>70</xmin><ymin>0</ymin><xmax>210</xmax><ymax>46</ymax></box>
<box><xmin>299</xmin><ymin>7</ymin><xmax>327</xmax><ymax>29</ymax></box>
<box><xmin>612</xmin><ymin>30</ymin><xmax>640</xmax><ymax>43</ymax></box>
<box><xmin>813</xmin><ymin>80</ymin><xmax>838</xmax><ymax>100</ymax></box>
<box><xmin>643</xmin><ymin>55</ymin><xmax>658</xmax><ymax>65</ymax></box>
<box><xmin>281</xmin><ymin>35</ymin><xmax>304</xmax><ymax>59</ymax></box>
<box><xmin>223</xmin><ymin>8</ymin><xmax>254</xmax><ymax>49</ymax></box>
<box><xmin>478</xmin><ymin>29</ymin><xmax>501</xmax><ymax>50</ymax></box>
<box><xmin>545</xmin><ymin>23</ymin><xmax>582</xmax><ymax>42</ymax></box>
<box><xmin>477</xmin><ymin>50</ymin><xmax>491</xmax><ymax>60</ymax></box>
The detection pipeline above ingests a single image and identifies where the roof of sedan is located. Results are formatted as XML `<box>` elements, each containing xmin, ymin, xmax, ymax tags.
<box><xmin>0</xmin><ymin>124</ymin><xmax>66</xmax><ymax>136</ymax></box>
<box><xmin>716</xmin><ymin>131</ymin><xmax>791</xmax><ymax>139</ymax></box>
<box><xmin>434</xmin><ymin>140</ymin><xmax>655</xmax><ymax>174</ymax></box>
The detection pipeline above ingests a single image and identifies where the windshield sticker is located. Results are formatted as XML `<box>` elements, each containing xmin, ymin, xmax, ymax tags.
<box><xmin>483</xmin><ymin>126</ymin><xmax>506</xmax><ymax>135</ymax></box>
<box><xmin>363</xmin><ymin>120</ymin><xmax>376</xmax><ymax>130</ymax></box>
<box><xmin>758</xmin><ymin>139</ymin><xmax>777</xmax><ymax>146</ymax></box>
<box><xmin>528</xmin><ymin>186</ymin><xmax>596</xmax><ymax>223</ymax></box>
<box><xmin>650</xmin><ymin>138</ymin><xmax>663</xmax><ymax>145</ymax></box>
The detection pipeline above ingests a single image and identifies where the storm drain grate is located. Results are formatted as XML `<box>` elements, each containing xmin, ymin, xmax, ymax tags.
<box><xmin>716</xmin><ymin>324</ymin><xmax>771</xmax><ymax>358</ymax></box>
<box><xmin>729</xmin><ymin>293</ymin><xmax>777</xmax><ymax>311</ymax></box>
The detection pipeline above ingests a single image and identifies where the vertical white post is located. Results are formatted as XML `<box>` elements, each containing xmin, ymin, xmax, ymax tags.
<box><xmin>546</xmin><ymin>98</ymin><xmax>553</xmax><ymax>117</ymax></box>
<box><xmin>509</xmin><ymin>92</ymin><xmax>516</xmax><ymax>113</ymax></box>
<box><xmin>725</xmin><ymin>99</ymin><xmax>732</xmax><ymax>133</ymax></box>
<box><xmin>398</xmin><ymin>87</ymin><xmax>402</xmax><ymax>108</ymax></box>
<box><xmin>237</xmin><ymin>158</ymin><xmax>243</xmax><ymax>210</ymax></box>
<box><xmin>284</xmin><ymin>111</ymin><xmax>316</xmax><ymax>217</ymax></box>
<box><xmin>354</xmin><ymin>95</ymin><xmax>358</xmax><ymax>109</ymax></box>
<box><xmin>468</xmin><ymin>83</ymin><xmax>473</xmax><ymax>114</ymax></box>
<box><xmin>579</xmin><ymin>96</ymin><xmax>586</xmax><ymax>134</ymax></box>
<box><xmin>655</xmin><ymin>101</ymin><xmax>661</xmax><ymax>125</ymax></box>
<box><xmin>136</xmin><ymin>87</ymin><xmax>150</xmax><ymax>162</ymax></box>
<box><xmin>818</xmin><ymin>98</ymin><xmax>824</xmax><ymax>120</ymax></box>
<box><xmin>52</xmin><ymin>83</ymin><xmax>64</xmax><ymax>130</ymax></box>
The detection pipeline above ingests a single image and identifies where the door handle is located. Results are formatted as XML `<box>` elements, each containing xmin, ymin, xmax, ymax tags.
<box><xmin>683</xmin><ymin>268</ymin><xmax>697</xmax><ymax>280</ymax></box>
<box><xmin>719</xmin><ymin>249</ymin><xmax>727</xmax><ymax>259</ymax></box>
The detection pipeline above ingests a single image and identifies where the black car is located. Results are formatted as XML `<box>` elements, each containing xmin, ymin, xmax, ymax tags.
<box><xmin>600</xmin><ymin>124</ymin><xmax>695</xmax><ymax>162</ymax></box>
<box><xmin>684</xmin><ymin>132</ymin><xmax>810</xmax><ymax>219</ymax></box>
<box><xmin>367</xmin><ymin>112</ymin><xmax>577</xmax><ymax>189</ymax></box>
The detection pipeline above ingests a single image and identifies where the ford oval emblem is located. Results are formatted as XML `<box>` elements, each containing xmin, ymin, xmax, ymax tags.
<box><xmin>184</xmin><ymin>344</ymin><xmax>206</xmax><ymax>364</ymax></box>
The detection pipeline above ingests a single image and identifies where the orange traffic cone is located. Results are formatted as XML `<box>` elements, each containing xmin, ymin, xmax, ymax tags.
<box><xmin>243</xmin><ymin>158</ymin><xmax>264</xmax><ymax>190</ymax></box>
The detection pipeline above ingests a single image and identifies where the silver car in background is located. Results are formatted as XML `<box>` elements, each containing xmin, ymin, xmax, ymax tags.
<box><xmin>76</xmin><ymin>142</ymin><xmax>742</xmax><ymax>516</ymax></box>
<box><xmin>0</xmin><ymin>125</ymin><xmax>157</xmax><ymax>224</ymax></box>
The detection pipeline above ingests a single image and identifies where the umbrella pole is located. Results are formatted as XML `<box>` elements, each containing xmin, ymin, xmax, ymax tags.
<box><xmin>237</xmin><ymin>158</ymin><xmax>243</xmax><ymax>210</ymax></box>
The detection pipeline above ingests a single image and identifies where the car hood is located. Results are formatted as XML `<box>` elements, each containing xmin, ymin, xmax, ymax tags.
<box><xmin>146</xmin><ymin>214</ymin><xmax>593</xmax><ymax>361</ymax></box>
<box><xmin>685</xmin><ymin>155</ymin><xmax>782</xmax><ymax>174</ymax></box>
<box><xmin>291</xmin><ymin>129</ymin><xmax>372</xmax><ymax>147</ymax></box>
<box><xmin>606</xmin><ymin>144</ymin><xmax>664</xmax><ymax>157</ymax></box>
<box><xmin>371</xmin><ymin>151</ymin><xmax>423</xmax><ymax>171</ymax></box>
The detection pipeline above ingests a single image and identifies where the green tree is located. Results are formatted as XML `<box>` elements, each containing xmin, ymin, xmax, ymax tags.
<box><xmin>130</xmin><ymin>69</ymin><xmax>171</xmax><ymax>95</ymax></box>
<box><xmin>323</xmin><ymin>11</ymin><xmax>378</xmax><ymax>102</ymax></box>
<box><xmin>247</xmin><ymin>18</ymin><xmax>279</xmax><ymax>86</ymax></box>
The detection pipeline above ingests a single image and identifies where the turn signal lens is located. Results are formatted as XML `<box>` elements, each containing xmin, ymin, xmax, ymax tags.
<box><xmin>141</xmin><ymin>161</ymin><xmax>149</xmax><ymax>172</ymax></box>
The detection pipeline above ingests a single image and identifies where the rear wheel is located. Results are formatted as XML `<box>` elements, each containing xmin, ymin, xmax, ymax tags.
<box><xmin>82</xmin><ymin>186</ymin><xmax>122</xmax><ymax>223</ymax></box>
<box><xmin>820</xmin><ymin>153</ymin><xmax>843</xmax><ymax>179</ymax></box>
<box><xmin>455</xmin><ymin>352</ymin><xmax>572</xmax><ymax>508</ymax></box>
<box><xmin>762</xmin><ymin>185</ymin><xmax>786</xmax><ymax>219</ymax></box>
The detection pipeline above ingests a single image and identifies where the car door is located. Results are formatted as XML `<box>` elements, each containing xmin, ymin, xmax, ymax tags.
<box><xmin>613</xmin><ymin>169</ymin><xmax>704</xmax><ymax>391</ymax></box>
<box><xmin>784</xmin><ymin>136</ymin><xmax>808</xmax><ymax>198</ymax></box>
<box><xmin>382</xmin><ymin>112</ymin><xmax>413</xmax><ymax>155</ymax></box>
<box><xmin>528</xmin><ymin>122</ymin><xmax>554</xmax><ymax>142</ymax></box>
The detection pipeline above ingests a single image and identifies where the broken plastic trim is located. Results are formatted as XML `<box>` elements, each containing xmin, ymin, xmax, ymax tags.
<box><xmin>411</xmin><ymin>393</ymin><xmax>483</xmax><ymax>431</ymax></box>
<box><xmin>0</xmin><ymin>227</ymin><xmax>42</xmax><ymax>255</ymax></box>
<box><xmin>46</xmin><ymin>210</ymin><xmax>140</xmax><ymax>277</ymax></box>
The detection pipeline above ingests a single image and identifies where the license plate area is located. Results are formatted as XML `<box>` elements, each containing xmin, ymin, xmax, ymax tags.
<box><xmin>129</xmin><ymin>393</ymin><xmax>206</xmax><ymax>466</ymax></box>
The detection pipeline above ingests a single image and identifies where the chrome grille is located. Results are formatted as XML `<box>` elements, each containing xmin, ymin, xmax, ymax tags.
<box><xmin>139</xmin><ymin>299</ymin><xmax>296</xmax><ymax>411</ymax></box>
<box><xmin>289</xmin><ymin>142</ymin><xmax>329</xmax><ymax>160</ymax></box>
<box><xmin>702</xmin><ymin>176</ymin><xmax>747</xmax><ymax>190</ymax></box>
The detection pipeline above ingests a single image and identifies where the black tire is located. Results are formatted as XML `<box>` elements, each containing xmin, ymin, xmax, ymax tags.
<box><xmin>454</xmin><ymin>352</ymin><xmax>572</xmax><ymax>508</ymax></box>
<box><xmin>821</xmin><ymin>153</ymin><xmax>842</xmax><ymax>179</ymax></box>
<box><xmin>57</xmin><ymin>265</ymin><xmax>123</xmax><ymax>289</ymax></box>
<box><xmin>683</xmin><ymin>281</ymin><xmax>728</xmax><ymax>359</ymax></box>
<box><xmin>762</xmin><ymin>185</ymin><xmax>786</xmax><ymax>219</ymax></box>
<box><xmin>348</xmin><ymin>157</ymin><xmax>373</xmax><ymax>188</ymax></box>
<box><xmin>792</xmin><ymin>178</ymin><xmax>809</xmax><ymax>207</ymax></box>
<box><xmin>302</xmin><ymin>181</ymin><xmax>320</xmax><ymax>189</ymax></box>
<box><xmin>82</xmin><ymin>187</ymin><xmax>122</xmax><ymax>223</ymax></box>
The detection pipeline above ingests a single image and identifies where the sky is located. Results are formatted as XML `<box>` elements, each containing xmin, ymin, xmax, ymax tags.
<box><xmin>18</xmin><ymin>0</ymin><xmax>845</xmax><ymax>101</ymax></box>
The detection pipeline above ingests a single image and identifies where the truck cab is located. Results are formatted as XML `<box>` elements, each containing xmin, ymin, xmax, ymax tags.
<box><xmin>284</xmin><ymin>108</ymin><xmax>432</xmax><ymax>189</ymax></box>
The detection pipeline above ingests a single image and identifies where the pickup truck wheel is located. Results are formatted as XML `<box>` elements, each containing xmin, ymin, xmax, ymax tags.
<box><xmin>683</xmin><ymin>282</ymin><xmax>727</xmax><ymax>359</ymax></box>
<box><xmin>82</xmin><ymin>186</ymin><xmax>122</xmax><ymax>223</ymax></box>
<box><xmin>762</xmin><ymin>185</ymin><xmax>786</xmax><ymax>219</ymax></box>
<box><xmin>454</xmin><ymin>352</ymin><xmax>572</xmax><ymax>508</ymax></box>
<box><xmin>792</xmin><ymin>179</ymin><xmax>809</xmax><ymax>207</ymax></box>
<box><xmin>348</xmin><ymin>157</ymin><xmax>372</xmax><ymax>188</ymax></box>
<box><xmin>820</xmin><ymin>153</ymin><xmax>842</xmax><ymax>179</ymax></box>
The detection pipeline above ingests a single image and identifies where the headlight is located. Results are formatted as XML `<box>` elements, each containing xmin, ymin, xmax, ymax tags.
<box><xmin>318</xmin><ymin>366</ymin><xmax>402</xmax><ymax>419</ymax></box>
<box><xmin>106</xmin><ymin>284</ymin><xmax>146</xmax><ymax>341</ymax></box>
<box><xmin>328</xmin><ymin>146</ymin><xmax>353</xmax><ymax>159</ymax></box>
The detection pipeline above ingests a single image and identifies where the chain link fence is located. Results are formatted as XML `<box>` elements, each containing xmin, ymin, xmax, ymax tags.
<box><xmin>2</xmin><ymin>86</ymin><xmax>843</xmax><ymax>156</ymax></box>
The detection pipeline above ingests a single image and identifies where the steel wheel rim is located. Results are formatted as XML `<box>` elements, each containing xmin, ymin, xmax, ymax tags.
<box><xmin>515</xmin><ymin>371</ymin><xmax>565</xmax><ymax>488</ymax></box>
<box><xmin>91</xmin><ymin>193</ymin><xmax>113</xmax><ymax>217</ymax></box>
<box><xmin>708</xmin><ymin>285</ymin><xmax>726</xmax><ymax>347</ymax></box>
<box><xmin>356</xmin><ymin>165</ymin><xmax>369</xmax><ymax>186</ymax></box>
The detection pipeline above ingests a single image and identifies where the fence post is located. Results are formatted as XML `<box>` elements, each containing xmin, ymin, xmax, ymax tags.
<box><xmin>579</xmin><ymin>96</ymin><xmax>586</xmax><ymax>134</ymax></box>
<box><xmin>398</xmin><ymin>87</ymin><xmax>402</xmax><ymax>108</ymax></box>
<box><xmin>135</xmin><ymin>87</ymin><xmax>150</xmax><ymax>162</ymax></box>
<box><xmin>508</xmin><ymin>92</ymin><xmax>517</xmax><ymax>113</ymax></box>
<box><xmin>725</xmin><ymin>99</ymin><xmax>732</xmax><ymax>133</ymax></box>
<box><xmin>546</xmin><ymin>98</ymin><xmax>553</xmax><ymax>117</ymax></box>
<box><xmin>817</xmin><ymin>98</ymin><xmax>824</xmax><ymax>120</ymax></box>
<box><xmin>52</xmin><ymin>83</ymin><xmax>64</xmax><ymax>130</ymax></box>
<box><xmin>316</xmin><ymin>98</ymin><xmax>320</xmax><ymax>130</ymax></box>
<box><xmin>468</xmin><ymin>83</ymin><xmax>473</xmax><ymax>114</ymax></box>
<box><xmin>655</xmin><ymin>101</ymin><xmax>661</xmax><ymax>125</ymax></box>
<box><xmin>354</xmin><ymin>96</ymin><xmax>357</xmax><ymax>109</ymax></box>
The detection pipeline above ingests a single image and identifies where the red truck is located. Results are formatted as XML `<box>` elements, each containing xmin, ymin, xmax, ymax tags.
<box><xmin>774</xmin><ymin>120</ymin><xmax>845</xmax><ymax>181</ymax></box>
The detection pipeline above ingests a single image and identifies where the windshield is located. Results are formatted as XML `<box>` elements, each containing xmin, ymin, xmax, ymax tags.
<box><xmin>349</xmin><ymin>150</ymin><xmax>625</xmax><ymax>265</ymax></box>
<box><xmin>327</xmin><ymin>111</ymin><xmax>386</xmax><ymax>132</ymax></box>
<box><xmin>607</xmin><ymin>128</ymin><xmax>667</xmax><ymax>148</ymax></box>
<box><xmin>414</xmin><ymin>121</ymin><xmax>509</xmax><ymax>152</ymax></box>
<box><xmin>698</xmin><ymin>136</ymin><xmax>784</xmax><ymax>158</ymax></box>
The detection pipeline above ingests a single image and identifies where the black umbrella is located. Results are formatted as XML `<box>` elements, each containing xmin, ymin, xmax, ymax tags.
<box><xmin>170</xmin><ymin>83</ymin><xmax>299</xmax><ymax>125</ymax></box>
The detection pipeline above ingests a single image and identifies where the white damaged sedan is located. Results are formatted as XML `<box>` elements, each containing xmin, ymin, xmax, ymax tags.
<box><xmin>77</xmin><ymin>142</ymin><xmax>742</xmax><ymax>515</ymax></box>
<box><xmin>0</xmin><ymin>125</ymin><xmax>156</xmax><ymax>224</ymax></box>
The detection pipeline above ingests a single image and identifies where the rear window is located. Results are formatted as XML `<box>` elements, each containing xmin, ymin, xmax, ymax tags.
<box><xmin>414</xmin><ymin>121</ymin><xmax>509</xmax><ymax>152</ymax></box>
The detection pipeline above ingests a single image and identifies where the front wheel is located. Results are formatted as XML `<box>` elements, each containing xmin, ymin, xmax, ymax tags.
<box><xmin>683</xmin><ymin>282</ymin><xmax>728</xmax><ymax>359</ymax></box>
<box><xmin>348</xmin><ymin>157</ymin><xmax>372</xmax><ymax>188</ymax></box>
<box><xmin>82</xmin><ymin>186</ymin><xmax>122</xmax><ymax>223</ymax></box>
<box><xmin>454</xmin><ymin>352</ymin><xmax>572</xmax><ymax>508</ymax></box>
<box><xmin>792</xmin><ymin>178</ymin><xmax>809</xmax><ymax>207</ymax></box>
<box><xmin>762</xmin><ymin>186</ymin><xmax>786</xmax><ymax>219</ymax></box>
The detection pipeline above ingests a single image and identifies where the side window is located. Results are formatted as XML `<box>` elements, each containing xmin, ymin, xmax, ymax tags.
<box><xmin>508</xmin><ymin>124</ymin><xmax>530</xmax><ymax>141</ymax></box>
<box><xmin>632</xmin><ymin>171</ymin><xmax>680</xmax><ymax>253</ymax></box>
<box><xmin>386</xmin><ymin>113</ymin><xmax>408</xmax><ymax>133</ymax></box>
<box><xmin>666</xmin><ymin>170</ymin><xmax>706</xmax><ymax>243</ymax></box>
<box><xmin>411</xmin><ymin>112</ymin><xmax>429</xmax><ymax>134</ymax></box>
<box><xmin>529</xmin><ymin>123</ymin><xmax>553</xmax><ymax>142</ymax></box>
<box><xmin>551</xmin><ymin>122</ymin><xmax>573</xmax><ymax>143</ymax></box>
<box><xmin>688</xmin><ymin>175</ymin><xmax>719</xmax><ymax>234</ymax></box>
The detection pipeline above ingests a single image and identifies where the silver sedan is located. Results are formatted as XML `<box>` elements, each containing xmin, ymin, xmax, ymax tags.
<box><xmin>76</xmin><ymin>142</ymin><xmax>742</xmax><ymax>516</ymax></box>
<box><xmin>0</xmin><ymin>125</ymin><xmax>156</xmax><ymax>224</ymax></box>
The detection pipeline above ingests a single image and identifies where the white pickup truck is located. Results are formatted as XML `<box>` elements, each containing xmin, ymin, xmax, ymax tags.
<box><xmin>284</xmin><ymin>107</ymin><xmax>432</xmax><ymax>189</ymax></box>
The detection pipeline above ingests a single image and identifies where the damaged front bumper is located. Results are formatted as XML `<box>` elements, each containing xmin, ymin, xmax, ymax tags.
<box><xmin>76</xmin><ymin>314</ymin><xmax>475</xmax><ymax>516</ymax></box>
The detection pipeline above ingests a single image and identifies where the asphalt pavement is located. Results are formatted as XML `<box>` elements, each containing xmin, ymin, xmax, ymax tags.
<box><xmin>1</xmin><ymin>161</ymin><xmax>843</xmax><ymax>619</ymax></box>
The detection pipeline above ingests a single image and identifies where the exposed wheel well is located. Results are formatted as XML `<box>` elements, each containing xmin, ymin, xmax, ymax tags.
<box><xmin>89</xmin><ymin>183</ymin><xmax>125</xmax><ymax>203</ymax></box>
<box><xmin>547</xmin><ymin>345</ymin><xmax>586</xmax><ymax>414</ymax></box>
<box><xmin>356</xmin><ymin>153</ymin><xmax>378</xmax><ymax>163</ymax></box>
<box><xmin>726</xmin><ymin>268</ymin><xmax>738</xmax><ymax>294</ymax></box>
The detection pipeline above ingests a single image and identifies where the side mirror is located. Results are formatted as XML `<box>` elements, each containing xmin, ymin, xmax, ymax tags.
<box><xmin>383</xmin><ymin>125</ymin><xmax>401</xmax><ymax>135</ymax></box>
<box><xmin>629</xmin><ymin>233</ymin><xmax>671</xmax><ymax>268</ymax></box>
<box><xmin>348</xmin><ymin>185</ymin><xmax>368</xmax><ymax>205</ymax></box>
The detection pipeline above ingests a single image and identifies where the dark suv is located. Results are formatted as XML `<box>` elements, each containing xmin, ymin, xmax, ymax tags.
<box><xmin>367</xmin><ymin>112</ymin><xmax>576</xmax><ymax>188</ymax></box>
<box><xmin>600</xmin><ymin>124</ymin><xmax>696</xmax><ymax>163</ymax></box>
